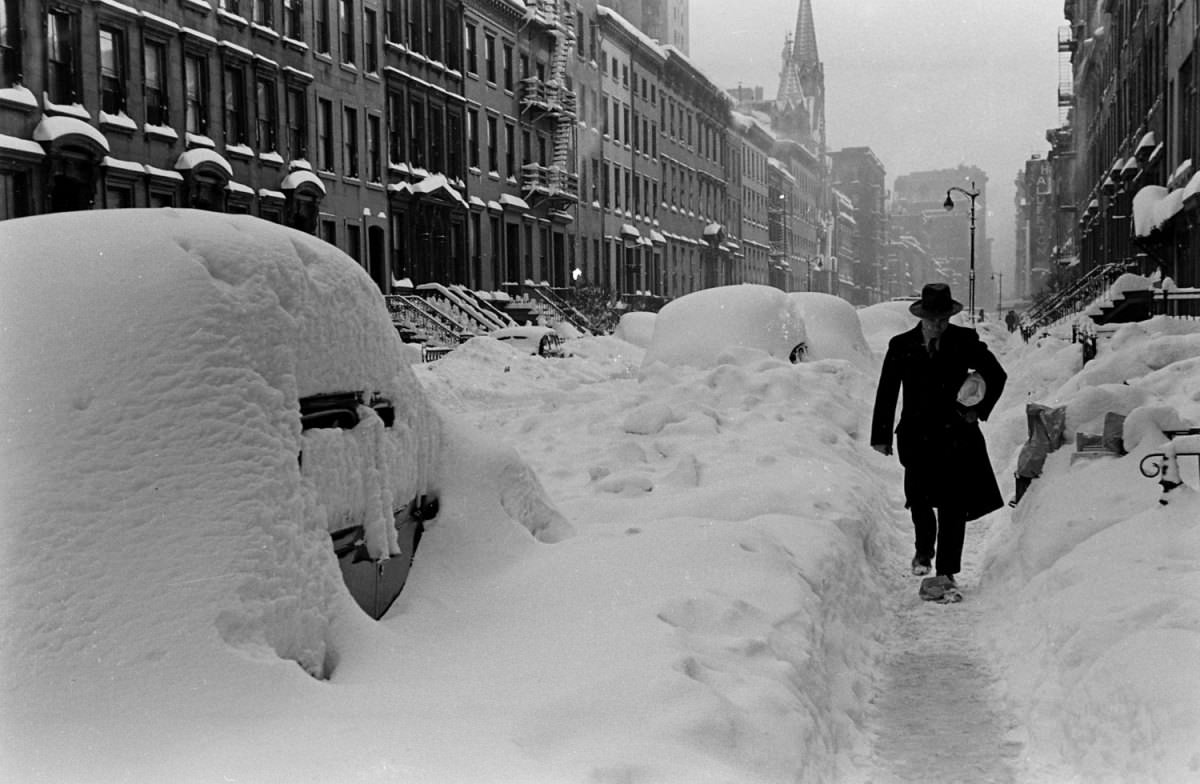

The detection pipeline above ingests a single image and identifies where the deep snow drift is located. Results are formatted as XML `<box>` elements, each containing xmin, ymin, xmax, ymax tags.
<box><xmin>1</xmin><ymin>208</ymin><xmax>1197</xmax><ymax>783</ymax></box>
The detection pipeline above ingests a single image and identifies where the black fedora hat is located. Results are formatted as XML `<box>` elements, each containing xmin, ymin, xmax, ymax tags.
<box><xmin>910</xmin><ymin>283</ymin><xmax>963</xmax><ymax>318</ymax></box>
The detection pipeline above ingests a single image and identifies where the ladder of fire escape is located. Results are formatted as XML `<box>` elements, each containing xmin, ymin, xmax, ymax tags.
<box><xmin>535</xmin><ymin>0</ymin><xmax>575</xmax><ymax>186</ymax></box>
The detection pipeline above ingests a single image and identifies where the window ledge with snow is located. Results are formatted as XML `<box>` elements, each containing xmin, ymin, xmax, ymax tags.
<box><xmin>0</xmin><ymin>85</ymin><xmax>37</xmax><ymax>111</ymax></box>
<box><xmin>99</xmin><ymin>111</ymin><xmax>138</xmax><ymax>133</ymax></box>
<box><xmin>144</xmin><ymin>124</ymin><xmax>179</xmax><ymax>142</ymax></box>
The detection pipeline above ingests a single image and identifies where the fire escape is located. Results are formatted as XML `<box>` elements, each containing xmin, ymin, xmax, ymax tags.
<box><xmin>520</xmin><ymin>0</ymin><xmax>579</xmax><ymax>218</ymax></box>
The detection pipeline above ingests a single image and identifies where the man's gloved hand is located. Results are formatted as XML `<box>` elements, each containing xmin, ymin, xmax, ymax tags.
<box><xmin>871</xmin><ymin>443</ymin><xmax>893</xmax><ymax>456</ymax></box>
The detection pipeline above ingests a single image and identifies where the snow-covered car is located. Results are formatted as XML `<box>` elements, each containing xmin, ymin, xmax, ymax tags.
<box><xmin>489</xmin><ymin>325</ymin><xmax>565</xmax><ymax>356</ymax></box>
<box><xmin>0</xmin><ymin>209</ymin><xmax>443</xmax><ymax>689</ymax></box>
<box><xmin>642</xmin><ymin>284</ymin><xmax>808</xmax><ymax>369</ymax></box>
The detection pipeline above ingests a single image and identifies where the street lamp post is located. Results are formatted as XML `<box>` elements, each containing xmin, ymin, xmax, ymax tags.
<box><xmin>992</xmin><ymin>271</ymin><xmax>1003</xmax><ymax>320</ymax></box>
<box><xmin>943</xmin><ymin>181</ymin><xmax>980</xmax><ymax>325</ymax></box>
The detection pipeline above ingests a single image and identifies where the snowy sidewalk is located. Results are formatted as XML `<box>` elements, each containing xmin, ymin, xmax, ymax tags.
<box><xmin>859</xmin><ymin>511</ymin><xmax>1024</xmax><ymax>783</ymax></box>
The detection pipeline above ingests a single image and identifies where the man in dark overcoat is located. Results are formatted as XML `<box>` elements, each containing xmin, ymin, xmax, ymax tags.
<box><xmin>870</xmin><ymin>283</ymin><xmax>1007</xmax><ymax>593</ymax></box>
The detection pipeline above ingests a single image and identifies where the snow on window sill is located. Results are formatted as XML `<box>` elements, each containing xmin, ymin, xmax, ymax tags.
<box><xmin>186</xmin><ymin>132</ymin><xmax>216</xmax><ymax>149</ymax></box>
<box><xmin>43</xmin><ymin>96</ymin><xmax>91</xmax><ymax>121</ymax></box>
<box><xmin>251</xmin><ymin>23</ymin><xmax>280</xmax><ymax>40</ymax></box>
<box><xmin>288</xmin><ymin>158</ymin><xmax>312</xmax><ymax>171</ymax></box>
<box><xmin>0</xmin><ymin>85</ymin><xmax>37</xmax><ymax>111</ymax></box>
<box><xmin>99</xmin><ymin>111</ymin><xmax>138</xmax><ymax>133</ymax></box>
<box><xmin>259</xmin><ymin>150</ymin><xmax>284</xmax><ymax>166</ymax></box>
<box><xmin>144</xmin><ymin>123</ymin><xmax>179</xmax><ymax>141</ymax></box>
<box><xmin>225</xmin><ymin>143</ymin><xmax>254</xmax><ymax>159</ymax></box>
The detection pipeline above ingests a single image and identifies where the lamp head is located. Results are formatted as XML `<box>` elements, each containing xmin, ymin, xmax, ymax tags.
<box><xmin>943</xmin><ymin>192</ymin><xmax>955</xmax><ymax>211</ymax></box>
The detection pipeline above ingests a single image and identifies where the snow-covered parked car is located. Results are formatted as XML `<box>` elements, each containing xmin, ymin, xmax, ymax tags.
<box><xmin>0</xmin><ymin>209</ymin><xmax>443</xmax><ymax>678</ymax></box>
<box><xmin>641</xmin><ymin>283</ymin><xmax>808</xmax><ymax>369</ymax></box>
<box><xmin>489</xmin><ymin>325</ymin><xmax>565</xmax><ymax>356</ymax></box>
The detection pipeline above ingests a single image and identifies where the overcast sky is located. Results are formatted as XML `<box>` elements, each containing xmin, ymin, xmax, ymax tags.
<box><xmin>689</xmin><ymin>0</ymin><xmax>1066</xmax><ymax>282</ymax></box>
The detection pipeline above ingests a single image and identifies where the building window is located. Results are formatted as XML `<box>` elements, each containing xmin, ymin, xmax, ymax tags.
<box><xmin>484</xmin><ymin>33</ymin><xmax>496</xmax><ymax>83</ymax></box>
<box><xmin>464</xmin><ymin>23</ymin><xmax>477</xmax><ymax>75</ymax></box>
<box><xmin>363</xmin><ymin>7</ymin><xmax>378</xmax><ymax>73</ymax></box>
<box><xmin>406</xmin><ymin>0</ymin><xmax>422</xmax><ymax>51</ymax></box>
<box><xmin>255</xmin><ymin>76</ymin><xmax>277</xmax><ymax>151</ymax></box>
<box><xmin>321</xmin><ymin>217</ymin><xmax>337</xmax><ymax>245</ymax></box>
<box><xmin>447</xmin><ymin>111</ymin><xmax>462</xmax><ymax>179</ymax></box>
<box><xmin>143</xmin><ymin>39</ymin><xmax>168</xmax><ymax>126</ymax></box>
<box><xmin>105</xmin><ymin>180</ymin><xmax>135</xmax><ymax>209</ymax></box>
<box><xmin>385</xmin><ymin>0</ymin><xmax>401</xmax><ymax>43</ymax></box>
<box><xmin>317</xmin><ymin>97</ymin><xmax>334</xmax><ymax>171</ymax></box>
<box><xmin>339</xmin><ymin>0</ymin><xmax>355</xmax><ymax>64</ymax></box>
<box><xmin>286</xmin><ymin>85</ymin><xmax>307</xmax><ymax>159</ymax></box>
<box><xmin>504</xmin><ymin>121</ymin><xmax>515</xmax><ymax>178</ymax></box>
<box><xmin>1</xmin><ymin>0</ymin><xmax>21</xmax><ymax>87</ymax></box>
<box><xmin>46</xmin><ymin>8</ymin><xmax>80</xmax><ymax>104</ymax></box>
<box><xmin>0</xmin><ymin>170</ymin><xmax>31</xmax><ymax>219</ymax></box>
<box><xmin>367</xmin><ymin>113</ymin><xmax>381</xmax><ymax>182</ymax></box>
<box><xmin>98</xmin><ymin>26</ymin><xmax>126</xmax><ymax>115</ymax></box>
<box><xmin>284</xmin><ymin>0</ymin><xmax>303</xmax><ymax>39</ymax></box>
<box><xmin>387</xmin><ymin>91</ymin><xmax>403</xmax><ymax>163</ymax></box>
<box><xmin>486</xmin><ymin>115</ymin><xmax>497</xmax><ymax>173</ymax></box>
<box><xmin>224</xmin><ymin>64</ymin><xmax>248</xmax><ymax>145</ymax></box>
<box><xmin>443</xmin><ymin>5</ymin><xmax>460</xmax><ymax>70</ymax></box>
<box><xmin>184</xmin><ymin>53</ymin><xmax>209</xmax><ymax>134</ymax></box>
<box><xmin>408</xmin><ymin>97</ymin><xmax>424</xmax><ymax>167</ymax></box>
<box><xmin>429</xmin><ymin>105</ymin><xmax>444</xmax><ymax>173</ymax></box>
<box><xmin>343</xmin><ymin>105</ymin><xmax>358</xmax><ymax>178</ymax></box>
<box><xmin>467</xmin><ymin>108</ymin><xmax>479</xmax><ymax>169</ymax></box>
<box><xmin>346</xmin><ymin>223</ymin><xmax>362</xmax><ymax>263</ymax></box>
<box><xmin>502</xmin><ymin>43</ymin><xmax>513</xmax><ymax>91</ymax></box>
<box><xmin>315</xmin><ymin>0</ymin><xmax>331</xmax><ymax>54</ymax></box>
<box><xmin>254</xmin><ymin>0</ymin><xmax>273</xmax><ymax>27</ymax></box>
<box><xmin>425</xmin><ymin>0</ymin><xmax>442</xmax><ymax>62</ymax></box>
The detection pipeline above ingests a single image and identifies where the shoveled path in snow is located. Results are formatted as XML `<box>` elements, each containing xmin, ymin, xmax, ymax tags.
<box><xmin>859</xmin><ymin>510</ymin><xmax>1024</xmax><ymax>784</ymax></box>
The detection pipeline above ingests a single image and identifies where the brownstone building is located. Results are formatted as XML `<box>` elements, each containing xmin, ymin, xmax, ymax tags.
<box><xmin>1058</xmin><ymin>0</ymin><xmax>1198</xmax><ymax>286</ymax></box>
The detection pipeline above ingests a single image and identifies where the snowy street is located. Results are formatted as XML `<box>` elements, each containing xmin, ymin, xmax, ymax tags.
<box><xmin>2</xmin><ymin>211</ymin><xmax>1198</xmax><ymax>783</ymax></box>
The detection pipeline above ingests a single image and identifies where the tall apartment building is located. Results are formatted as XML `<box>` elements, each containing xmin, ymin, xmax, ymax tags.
<box><xmin>893</xmin><ymin>165</ymin><xmax>993</xmax><ymax>312</ymax></box>
<box><xmin>1058</xmin><ymin>0</ymin><xmax>1198</xmax><ymax>284</ymax></box>
<box><xmin>604</xmin><ymin>0</ymin><xmax>688</xmax><ymax>54</ymax></box>
<box><xmin>830</xmin><ymin>146</ymin><xmax>887</xmax><ymax>305</ymax></box>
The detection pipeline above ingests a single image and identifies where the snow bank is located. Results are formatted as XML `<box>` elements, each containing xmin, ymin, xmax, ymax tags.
<box><xmin>981</xmin><ymin>315</ymin><xmax>1200</xmax><ymax>783</ymax></box>
<box><xmin>642</xmin><ymin>284</ymin><xmax>807</xmax><ymax>369</ymax></box>
<box><xmin>408</xmin><ymin>339</ymin><xmax>900</xmax><ymax>781</ymax></box>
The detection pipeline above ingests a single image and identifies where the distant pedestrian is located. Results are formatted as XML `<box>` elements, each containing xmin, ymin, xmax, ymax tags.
<box><xmin>870</xmin><ymin>283</ymin><xmax>1007</xmax><ymax>602</ymax></box>
<box><xmin>1005</xmin><ymin>309</ymin><xmax>1018</xmax><ymax>333</ymax></box>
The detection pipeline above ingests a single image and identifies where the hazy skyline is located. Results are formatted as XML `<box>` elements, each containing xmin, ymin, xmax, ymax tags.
<box><xmin>688</xmin><ymin>0</ymin><xmax>1066</xmax><ymax>283</ymax></box>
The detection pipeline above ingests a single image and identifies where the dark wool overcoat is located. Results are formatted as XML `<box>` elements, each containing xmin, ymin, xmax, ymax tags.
<box><xmin>870</xmin><ymin>322</ymin><xmax>1007</xmax><ymax>521</ymax></box>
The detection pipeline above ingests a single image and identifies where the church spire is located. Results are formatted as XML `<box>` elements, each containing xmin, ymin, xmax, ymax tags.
<box><xmin>791</xmin><ymin>0</ymin><xmax>819</xmax><ymax>67</ymax></box>
<box><xmin>773</xmin><ymin>0</ymin><xmax>826</xmax><ymax>151</ymax></box>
